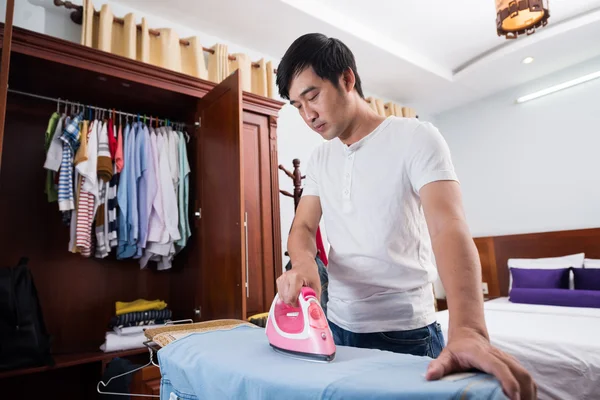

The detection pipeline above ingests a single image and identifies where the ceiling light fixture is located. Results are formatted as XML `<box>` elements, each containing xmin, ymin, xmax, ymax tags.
<box><xmin>516</xmin><ymin>70</ymin><xmax>600</xmax><ymax>103</ymax></box>
<box><xmin>496</xmin><ymin>0</ymin><xmax>550</xmax><ymax>39</ymax></box>
<box><xmin>522</xmin><ymin>56</ymin><xmax>534</xmax><ymax>64</ymax></box>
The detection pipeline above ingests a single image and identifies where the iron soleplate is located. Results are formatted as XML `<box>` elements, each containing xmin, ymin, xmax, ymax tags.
<box><xmin>270</xmin><ymin>344</ymin><xmax>335</xmax><ymax>363</ymax></box>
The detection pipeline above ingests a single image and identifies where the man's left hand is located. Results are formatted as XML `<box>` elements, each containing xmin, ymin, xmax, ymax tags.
<box><xmin>425</xmin><ymin>328</ymin><xmax>537</xmax><ymax>400</ymax></box>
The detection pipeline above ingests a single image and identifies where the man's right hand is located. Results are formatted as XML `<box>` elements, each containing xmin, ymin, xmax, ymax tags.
<box><xmin>276</xmin><ymin>260</ymin><xmax>321</xmax><ymax>307</ymax></box>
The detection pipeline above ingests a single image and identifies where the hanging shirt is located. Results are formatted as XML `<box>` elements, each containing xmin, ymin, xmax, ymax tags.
<box><xmin>175</xmin><ymin>130</ymin><xmax>191</xmax><ymax>253</ymax></box>
<box><xmin>75</xmin><ymin>120</ymin><xmax>99</xmax><ymax>257</ymax></box>
<box><xmin>58</xmin><ymin>113</ymin><xmax>83</xmax><ymax>211</ymax></box>
<box><xmin>115</xmin><ymin>124</ymin><xmax>124</xmax><ymax>173</ymax></box>
<box><xmin>108</xmin><ymin>162</ymin><xmax>119</xmax><ymax>248</ymax></box>
<box><xmin>135</xmin><ymin>123</ymin><xmax>152</xmax><ymax>258</ymax></box>
<box><xmin>128</xmin><ymin>122</ymin><xmax>140</xmax><ymax>250</ymax></box>
<box><xmin>159</xmin><ymin>128</ymin><xmax>181</xmax><ymax>244</ymax></box>
<box><xmin>140</xmin><ymin>129</ymin><xmax>180</xmax><ymax>270</ymax></box>
<box><xmin>145</xmin><ymin>128</ymin><xmax>166</xmax><ymax>245</ymax></box>
<box><xmin>95</xmin><ymin>121</ymin><xmax>112</xmax><ymax>258</ymax></box>
<box><xmin>44</xmin><ymin>114</ymin><xmax>65</xmax><ymax>172</ymax></box>
<box><xmin>117</xmin><ymin>123</ymin><xmax>136</xmax><ymax>259</ymax></box>
<box><xmin>108</xmin><ymin>119</ymin><xmax>117</xmax><ymax>159</ymax></box>
<box><xmin>44</xmin><ymin>113</ymin><xmax>64</xmax><ymax>203</ymax></box>
<box><xmin>168</xmin><ymin>127</ymin><xmax>180</xmax><ymax>189</ymax></box>
<box><xmin>108</xmin><ymin>123</ymin><xmax>121</xmax><ymax>248</ymax></box>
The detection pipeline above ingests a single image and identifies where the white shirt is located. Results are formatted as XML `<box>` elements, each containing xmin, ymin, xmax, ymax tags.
<box><xmin>302</xmin><ymin>116</ymin><xmax>459</xmax><ymax>332</ymax></box>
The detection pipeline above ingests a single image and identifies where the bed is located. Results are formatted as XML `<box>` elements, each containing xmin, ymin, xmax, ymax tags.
<box><xmin>435</xmin><ymin>228</ymin><xmax>600</xmax><ymax>400</ymax></box>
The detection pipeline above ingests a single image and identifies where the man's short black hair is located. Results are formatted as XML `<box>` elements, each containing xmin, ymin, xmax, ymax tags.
<box><xmin>276</xmin><ymin>33</ymin><xmax>365</xmax><ymax>100</ymax></box>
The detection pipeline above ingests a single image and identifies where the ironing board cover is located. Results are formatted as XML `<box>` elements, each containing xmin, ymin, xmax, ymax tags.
<box><xmin>157</xmin><ymin>325</ymin><xmax>507</xmax><ymax>400</ymax></box>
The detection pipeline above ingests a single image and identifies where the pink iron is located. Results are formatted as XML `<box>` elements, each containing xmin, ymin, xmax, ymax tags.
<box><xmin>266</xmin><ymin>287</ymin><xmax>336</xmax><ymax>362</ymax></box>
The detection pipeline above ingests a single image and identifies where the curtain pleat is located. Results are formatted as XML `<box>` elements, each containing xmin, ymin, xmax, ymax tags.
<box><xmin>122</xmin><ymin>14</ymin><xmax>137</xmax><ymax>60</ymax></box>
<box><xmin>402</xmin><ymin>107</ymin><xmax>417</xmax><ymax>118</ymax></box>
<box><xmin>395</xmin><ymin>104</ymin><xmax>403</xmax><ymax>117</ymax></box>
<box><xmin>366</xmin><ymin>97</ymin><xmax>378</xmax><ymax>114</ymax></box>
<box><xmin>149</xmin><ymin>28</ymin><xmax>182</xmax><ymax>73</ymax></box>
<box><xmin>208</xmin><ymin>44</ymin><xmax>229</xmax><ymax>84</ymax></box>
<box><xmin>266</xmin><ymin>61</ymin><xmax>275</xmax><ymax>98</ymax></box>
<box><xmin>97</xmin><ymin>4</ymin><xmax>113</xmax><ymax>53</ymax></box>
<box><xmin>384</xmin><ymin>102</ymin><xmax>394</xmax><ymax>117</ymax></box>
<box><xmin>182</xmin><ymin>37</ymin><xmax>209</xmax><ymax>80</ymax></box>
<box><xmin>137</xmin><ymin>18</ymin><xmax>150</xmax><ymax>64</ymax></box>
<box><xmin>252</xmin><ymin>58</ymin><xmax>268</xmax><ymax>97</ymax></box>
<box><xmin>229</xmin><ymin>53</ymin><xmax>251</xmax><ymax>92</ymax></box>
<box><xmin>81</xmin><ymin>0</ymin><xmax>93</xmax><ymax>47</ymax></box>
<box><xmin>374</xmin><ymin>99</ymin><xmax>386</xmax><ymax>117</ymax></box>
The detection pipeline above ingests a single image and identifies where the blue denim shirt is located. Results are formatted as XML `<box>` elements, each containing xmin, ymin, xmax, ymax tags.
<box><xmin>157</xmin><ymin>326</ymin><xmax>507</xmax><ymax>400</ymax></box>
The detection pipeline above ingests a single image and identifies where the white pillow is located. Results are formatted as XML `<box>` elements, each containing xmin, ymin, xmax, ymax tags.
<box><xmin>507</xmin><ymin>253</ymin><xmax>585</xmax><ymax>290</ymax></box>
<box><xmin>584</xmin><ymin>258</ymin><xmax>600</xmax><ymax>269</ymax></box>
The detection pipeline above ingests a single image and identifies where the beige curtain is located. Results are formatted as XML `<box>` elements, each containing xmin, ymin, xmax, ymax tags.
<box><xmin>208</xmin><ymin>44</ymin><xmax>229</xmax><ymax>84</ymax></box>
<box><xmin>252</xmin><ymin>58</ymin><xmax>268</xmax><ymax>97</ymax></box>
<box><xmin>266</xmin><ymin>61</ymin><xmax>275</xmax><ymax>98</ymax></box>
<box><xmin>81</xmin><ymin>1</ymin><xmax>273</xmax><ymax>98</ymax></box>
<box><xmin>229</xmin><ymin>53</ymin><xmax>252</xmax><ymax>92</ymax></box>
<box><xmin>365</xmin><ymin>97</ymin><xmax>417</xmax><ymax>118</ymax></box>
<box><xmin>402</xmin><ymin>107</ymin><xmax>417</xmax><ymax>118</ymax></box>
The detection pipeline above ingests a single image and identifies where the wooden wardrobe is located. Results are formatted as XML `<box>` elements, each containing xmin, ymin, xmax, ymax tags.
<box><xmin>0</xmin><ymin>16</ymin><xmax>282</xmax><ymax>397</ymax></box>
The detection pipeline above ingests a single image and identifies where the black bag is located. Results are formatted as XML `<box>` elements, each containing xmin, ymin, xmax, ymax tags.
<box><xmin>0</xmin><ymin>257</ymin><xmax>54</xmax><ymax>371</ymax></box>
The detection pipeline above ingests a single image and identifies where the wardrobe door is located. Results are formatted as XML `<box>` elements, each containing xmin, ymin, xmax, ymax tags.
<box><xmin>0</xmin><ymin>0</ymin><xmax>16</xmax><ymax>172</ymax></box>
<box><xmin>242</xmin><ymin>111</ymin><xmax>276</xmax><ymax>318</ymax></box>
<box><xmin>195</xmin><ymin>69</ymin><xmax>247</xmax><ymax>320</ymax></box>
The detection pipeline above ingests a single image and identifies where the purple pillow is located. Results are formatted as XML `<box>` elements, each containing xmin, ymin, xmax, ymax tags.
<box><xmin>573</xmin><ymin>268</ymin><xmax>600</xmax><ymax>291</ymax></box>
<box><xmin>510</xmin><ymin>267</ymin><xmax>570</xmax><ymax>289</ymax></box>
<box><xmin>510</xmin><ymin>288</ymin><xmax>600</xmax><ymax>308</ymax></box>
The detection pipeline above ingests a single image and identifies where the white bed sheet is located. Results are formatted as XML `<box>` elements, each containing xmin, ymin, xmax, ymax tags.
<box><xmin>435</xmin><ymin>297</ymin><xmax>600</xmax><ymax>400</ymax></box>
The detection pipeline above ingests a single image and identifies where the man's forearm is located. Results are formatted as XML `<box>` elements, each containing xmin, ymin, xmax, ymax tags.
<box><xmin>432</xmin><ymin>219</ymin><xmax>489</xmax><ymax>340</ymax></box>
<box><xmin>287</xmin><ymin>222</ymin><xmax>318</xmax><ymax>267</ymax></box>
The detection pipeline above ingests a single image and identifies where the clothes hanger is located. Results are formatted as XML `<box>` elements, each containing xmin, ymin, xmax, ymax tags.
<box><xmin>96</xmin><ymin>344</ymin><xmax>160</xmax><ymax>398</ymax></box>
<box><xmin>96</xmin><ymin>319</ymin><xmax>194</xmax><ymax>398</ymax></box>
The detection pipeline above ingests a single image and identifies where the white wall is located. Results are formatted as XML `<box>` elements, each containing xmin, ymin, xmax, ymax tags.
<box><xmin>2</xmin><ymin>0</ymin><xmax>330</xmax><ymax>270</ymax></box>
<box><xmin>433</xmin><ymin>55</ymin><xmax>600</xmax><ymax>237</ymax></box>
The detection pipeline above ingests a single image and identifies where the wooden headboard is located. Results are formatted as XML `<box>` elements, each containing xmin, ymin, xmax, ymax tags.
<box><xmin>474</xmin><ymin>227</ymin><xmax>600</xmax><ymax>297</ymax></box>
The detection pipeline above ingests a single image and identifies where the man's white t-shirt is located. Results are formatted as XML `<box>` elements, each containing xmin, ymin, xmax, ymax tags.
<box><xmin>302</xmin><ymin>116</ymin><xmax>459</xmax><ymax>333</ymax></box>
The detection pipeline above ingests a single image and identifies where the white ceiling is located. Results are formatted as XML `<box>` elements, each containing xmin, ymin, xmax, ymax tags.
<box><xmin>113</xmin><ymin>0</ymin><xmax>600</xmax><ymax>116</ymax></box>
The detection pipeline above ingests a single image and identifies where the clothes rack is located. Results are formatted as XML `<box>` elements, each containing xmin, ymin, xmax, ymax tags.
<box><xmin>7</xmin><ymin>88</ymin><xmax>187</xmax><ymax>129</ymax></box>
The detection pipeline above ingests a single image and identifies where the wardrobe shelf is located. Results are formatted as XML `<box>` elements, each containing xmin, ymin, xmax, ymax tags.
<box><xmin>0</xmin><ymin>347</ymin><xmax>148</xmax><ymax>379</ymax></box>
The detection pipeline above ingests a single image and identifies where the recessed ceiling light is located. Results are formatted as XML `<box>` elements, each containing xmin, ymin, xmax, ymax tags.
<box><xmin>522</xmin><ymin>57</ymin><xmax>534</xmax><ymax>64</ymax></box>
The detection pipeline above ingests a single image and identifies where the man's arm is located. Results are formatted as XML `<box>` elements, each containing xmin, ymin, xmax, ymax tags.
<box><xmin>420</xmin><ymin>180</ymin><xmax>536</xmax><ymax>400</ymax></box>
<box><xmin>287</xmin><ymin>195</ymin><xmax>322</xmax><ymax>267</ymax></box>
<box><xmin>277</xmin><ymin>195</ymin><xmax>323</xmax><ymax>305</ymax></box>
<box><xmin>420</xmin><ymin>180</ymin><xmax>487</xmax><ymax>339</ymax></box>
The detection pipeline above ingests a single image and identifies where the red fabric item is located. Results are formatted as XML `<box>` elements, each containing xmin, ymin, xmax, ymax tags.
<box><xmin>316</xmin><ymin>226</ymin><xmax>328</xmax><ymax>266</ymax></box>
<box><xmin>107</xmin><ymin>119</ymin><xmax>117</xmax><ymax>159</ymax></box>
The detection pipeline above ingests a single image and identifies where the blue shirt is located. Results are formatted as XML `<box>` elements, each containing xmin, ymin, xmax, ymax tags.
<box><xmin>157</xmin><ymin>325</ymin><xmax>506</xmax><ymax>400</ymax></box>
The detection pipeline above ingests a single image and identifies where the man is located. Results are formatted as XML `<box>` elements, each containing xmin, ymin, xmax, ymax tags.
<box><xmin>275</xmin><ymin>33</ymin><xmax>535</xmax><ymax>400</ymax></box>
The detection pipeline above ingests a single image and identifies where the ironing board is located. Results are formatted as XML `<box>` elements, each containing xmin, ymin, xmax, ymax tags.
<box><xmin>156</xmin><ymin>325</ymin><xmax>507</xmax><ymax>400</ymax></box>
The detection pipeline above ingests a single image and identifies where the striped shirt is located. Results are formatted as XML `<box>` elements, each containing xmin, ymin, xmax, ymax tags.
<box><xmin>58</xmin><ymin>114</ymin><xmax>83</xmax><ymax>211</ymax></box>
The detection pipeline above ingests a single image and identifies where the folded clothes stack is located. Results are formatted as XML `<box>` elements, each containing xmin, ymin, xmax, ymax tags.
<box><xmin>100</xmin><ymin>298</ymin><xmax>173</xmax><ymax>353</ymax></box>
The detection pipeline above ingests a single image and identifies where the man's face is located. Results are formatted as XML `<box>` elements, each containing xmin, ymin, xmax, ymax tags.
<box><xmin>288</xmin><ymin>67</ymin><xmax>350</xmax><ymax>141</ymax></box>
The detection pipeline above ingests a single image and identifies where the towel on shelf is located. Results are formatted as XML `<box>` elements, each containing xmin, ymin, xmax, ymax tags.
<box><xmin>109</xmin><ymin>309</ymin><xmax>172</xmax><ymax>328</ymax></box>
<box><xmin>100</xmin><ymin>331</ymin><xmax>147</xmax><ymax>353</ymax></box>
<box><xmin>115</xmin><ymin>298</ymin><xmax>167</xmax><ymax>315</ymax></box>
